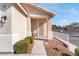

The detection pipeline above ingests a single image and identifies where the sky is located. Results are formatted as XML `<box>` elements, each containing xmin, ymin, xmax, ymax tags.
<box><xmin>36</xmin><ymin>3</ymin><xmax>79</xmax><ymax>26</ymax></box>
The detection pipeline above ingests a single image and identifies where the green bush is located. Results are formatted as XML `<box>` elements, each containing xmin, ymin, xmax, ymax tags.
<box><xmin>13</xmin><ymin>36</ymin><xmax>33</xmax><ymax>54</ymax></box>
<box><xmin>13</xmin><ymin>39</ymin><xmax>30</xmax><ymax>54</ymax></box>
<box><xmin>24</xmin><ymin>36</ymin><xmax>33</xmax><ymax>44</ymax></box>
<box><xmin>75</xmin><ymin>48</ymin><xmax>79</xmax><ymax>56</ymax></box>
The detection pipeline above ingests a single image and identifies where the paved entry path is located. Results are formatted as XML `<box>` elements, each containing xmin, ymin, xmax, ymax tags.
<box><xmin>30</xmin><ymin>40</ymin><xmax>47</xmax><ymax>56</ymax></box>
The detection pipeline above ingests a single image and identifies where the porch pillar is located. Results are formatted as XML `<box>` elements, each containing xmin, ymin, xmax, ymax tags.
<box><xmin>46</xmin><ymin>17</ymin><xmax>48</xmax><ymax>40</ymax></box>
<box><xmin>37</xmin><ymin>19</ymin><xmax>39</xmax><ymax>38</ymax></box>
<box><xmin>46</xmin><ymin>17</ymin><xmax>53</xmax><ymax>40</ymax></box>
<box><xmin>27</xmin><ymin>17</ymin><xmax>32</xmax><ymax>36</ymax></box>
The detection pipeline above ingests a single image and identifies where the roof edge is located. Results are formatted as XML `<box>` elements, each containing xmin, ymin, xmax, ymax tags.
<box><xmin>16</xmin><ymin>3</ymin><xmax>55</xmax><ymax>18</ymax></box>
<box><xmin>16</xmin><ymin>3</ymin><xmax>29</xmax><ymax>16</ymax></box>
<box><xmin>27</xmin><ymin>3</ymin><xmax>55</xmax><ymax>18</ymax></box>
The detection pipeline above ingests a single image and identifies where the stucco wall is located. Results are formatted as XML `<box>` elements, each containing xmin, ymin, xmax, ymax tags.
<box><xmin>0</xmin><ymin>4</ymin><xmax>12</xmax><ymax>53</ymax></box>
<box><xmin>11</xmin><ymin>5</ymin><xmax>29</xmax><ymax>45</ymax></box>
<box><xmin>0</xmin><ymin>4</ymin><xmax>12</xmax><ymax>34</ymax></box>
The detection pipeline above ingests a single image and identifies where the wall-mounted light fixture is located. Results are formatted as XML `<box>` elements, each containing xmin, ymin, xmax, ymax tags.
<box><xmin>0</xmin><ymin>16</ymin><xmax>7</xmax><ymax>28</ymax></box>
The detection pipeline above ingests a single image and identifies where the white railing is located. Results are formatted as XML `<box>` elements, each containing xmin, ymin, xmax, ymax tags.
<box><xmin>53</xmin><ymin>31</ymin><xmax>69</xmax><ymax>42</ymax></box>
<box><xmin>52</xmin><ymin>31</ymin><xmax>78</xmax><ymax>53</ymax></box>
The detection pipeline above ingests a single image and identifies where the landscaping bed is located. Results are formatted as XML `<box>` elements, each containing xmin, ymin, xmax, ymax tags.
<box><xmin>43</xmin><ymin>38</ymin><xmax>74</xmax><ymax>56</ymax></box>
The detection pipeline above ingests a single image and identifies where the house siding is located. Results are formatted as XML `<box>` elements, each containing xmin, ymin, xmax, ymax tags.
<box><xmin>0</xmin><ymin>4</ymin><xmax>12</xmax><ymax>53</ymax></box>
<box><xmin>0</xmin><ymin>4</ymin><xmax>12</xmax><ymax>34</ymax></box>
<box><xmin>11</xmin><ymin>5</ymin><xmax>29</xmax><ymax>45</ymax></box>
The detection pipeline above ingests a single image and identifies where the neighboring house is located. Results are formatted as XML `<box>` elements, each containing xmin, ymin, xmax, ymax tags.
<box><xmin>0</xmin><ymin>3</ymin><xmax>55</xmax><ymax>53</ymax></box>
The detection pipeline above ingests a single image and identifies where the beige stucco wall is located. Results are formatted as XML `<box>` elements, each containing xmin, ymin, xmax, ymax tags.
<box><xmin>0</xmin><ymin>4</ymin><xmax>12</xmax><ymax>34</ymax></box>
<box><xmin>0</xmin><ymin>4</ymin><xmax>12</xmax><ymax>52</ymax></box>
<box><xmin>0</xmin><ymin>4</ymin><xmax>32</xmax><ymax>52</ymax></box>
<box><xmin>11</xmin><ymin>4</ymin><xmax>31</xmax><ymax>45</ymax></box>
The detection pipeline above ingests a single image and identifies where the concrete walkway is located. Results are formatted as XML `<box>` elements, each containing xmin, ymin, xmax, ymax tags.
<box><xmin>30</xmin><ymin>40</ymin><xmax>47</xmax><ymax>56</ymax></box>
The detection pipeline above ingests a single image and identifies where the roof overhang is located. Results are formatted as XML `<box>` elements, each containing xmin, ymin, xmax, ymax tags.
<box><xmin>16</xmin><ymin>3</ymin><xmax>55</xmax><ymax>19</ymax></box>
<box><xmin>16</xmin><ymin>3</ymin><xmax>29</xmax><ymax>16</ymax></box>
<box><xmin>22</xmin><ymin>3</ymin><xmax>55</xmax><ymax>19</ymax></box>
<box><xmin>29</xmin><ymin>3</ymin><xmax>55</xmax><ymax>18</ymax></box>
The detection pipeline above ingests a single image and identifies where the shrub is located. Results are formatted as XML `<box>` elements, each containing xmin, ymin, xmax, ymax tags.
<box><xmin>75</xmin><ymin>48</ymin><xmax>79</xmax><ymax>56</ymax></box>
<box><xmin>13</xmin><ymin>39</ymin><xmax>30</xmax><ymax>54</ymax></box>
<box><xmin>13</xmin><ymin>36</ymin><xmax>33</xmax><ymax>54</ymax></box>
<box><xmin>24</xmin><ymin>36</ymin><xmax>33</xmax><ymax>44</ymax></box>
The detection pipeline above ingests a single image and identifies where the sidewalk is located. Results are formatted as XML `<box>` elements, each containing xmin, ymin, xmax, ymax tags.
<box><xmin>30</xmin><ymin>40</ymin><xmax>47</xmax><ymax>56</ymax></box>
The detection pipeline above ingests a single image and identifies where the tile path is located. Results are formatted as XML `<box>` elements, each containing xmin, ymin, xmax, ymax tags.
<box><xmin>30</xmin><ymin>40</ymin><xmax>47</xmax><ymax>56</ymax></box>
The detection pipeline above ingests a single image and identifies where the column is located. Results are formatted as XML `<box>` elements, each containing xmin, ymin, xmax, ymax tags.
<box><xmin>37</xmin><ymin>20</ymin><xmax>39</xmax><ymax>38</ymax></box>
<box><xmin>45</xmin><ymin>17</ymin><xmax>48</xmax><ymax>40</ymax></box>
<box><xmin>27</xmin><ymin>17</ymin><xmax>32</xmax><ymax>36</ymax></box>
